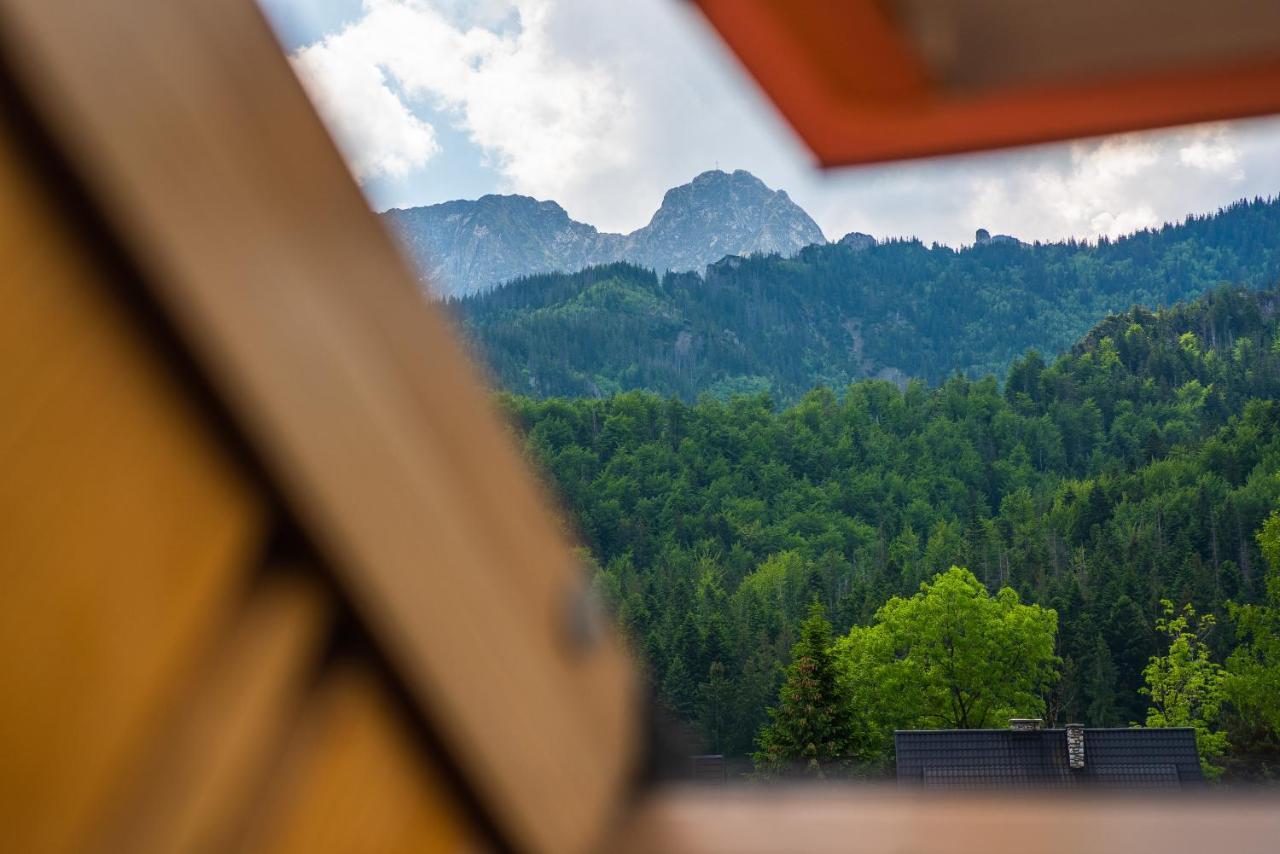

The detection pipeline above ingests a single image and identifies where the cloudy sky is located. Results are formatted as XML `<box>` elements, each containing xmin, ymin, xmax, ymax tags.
<box><xmin>258</xmin><ymin>0</ymin><xmax>1280</xmax><ymax>248</ymax></box>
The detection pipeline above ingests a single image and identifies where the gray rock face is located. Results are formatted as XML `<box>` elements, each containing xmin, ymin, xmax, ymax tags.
<box><xmin>381</xmin><ymin>195</ymin><xmax>614</xmax><ymax>299</ymax></box>
<box><xmin>382</xmin><ymin>169</ymin><xmax>826</xmax><ymax>297</ymax></box>
<box><xmin>975</xmin><ymin>227</ymin><xmax>1024</xmax><ymax>247</ymax></box>
<box><xmin>838</xmin><ymin>231</ymin><xmax>876</xmax><ymax>251</ymax></box>
<box><xmin>621</xmin><ymin>170</ymin><xmax>825</xmax><ymax>275</ymax></box>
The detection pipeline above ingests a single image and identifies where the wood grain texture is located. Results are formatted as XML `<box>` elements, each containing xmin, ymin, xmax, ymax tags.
<box><xmin>0</xmin><ymin>116</ymin><xmax>267</xmax><ymax>854</ymax></box>
<box><xmin>0</xmin><ymin>2</ymin><xmax>639</xmax><ymax>851</ymax></box>
<box><xmin>615</xmin><ymin>787</ymin><xmax>1280</xmax><ymax>854</ymax></box>
<box><xmin>92</xmin><ymin>574</ymin><xmax>331</xmax><ymax>854</ymax></box>
<box><xmin>239</xmin><ymin>665</ymin><xmax>478</xmax><ymax>854</ymax></box>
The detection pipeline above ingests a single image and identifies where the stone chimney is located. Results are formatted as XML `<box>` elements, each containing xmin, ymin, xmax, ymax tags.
<box><xmin>1066</xmin><ymin>723</ymin><xmax>1086</xmax><ymax>769</ymax></box>
<box><xmin>1009</xmin><ymin>718</ymin><xmax>1043</xmax><ymax>732</ymax></box>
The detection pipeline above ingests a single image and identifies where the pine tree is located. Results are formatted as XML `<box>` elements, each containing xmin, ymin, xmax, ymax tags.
<box><xmin>753</xmin><ymin>603</ymin><xmax>860</xmax><ymax>778</ymax></box>
<box><xmin>660</xmin><ymin>655</ymin><xmax>696</xmax><ymax>719</ymax></box>
<box><xmin>697</xmin><ymin>661</ymin><xmax>735</xmax><ymax>754</ymax></box>
<box><xmin>1107</xmin><ymin>595</ymin><xmax>1154</xmax><ymax>724</ymax></box>
<box><xmin>1085</xmin><ymin>633</ymin><xmax>1120</xmax><ymax>726</ymax></box>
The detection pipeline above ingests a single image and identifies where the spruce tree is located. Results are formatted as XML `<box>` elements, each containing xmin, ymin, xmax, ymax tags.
<box><xmin>697</xmin><ymin>661</ymin><xmax>735</xmax><ymax>755</ymax></box>
<box><xmin>1085</xmin><ymin>633</ymin><xmax>1120</xmax><ymax>726</ymax></box>
<box><xmin>753</xmin><ymin>603</ymin><xmax>859</xmax><ymax>778</ymax></box>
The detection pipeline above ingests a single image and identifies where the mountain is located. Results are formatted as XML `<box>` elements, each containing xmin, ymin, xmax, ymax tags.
<box><xmin>453</xmin><ymin>196</ymin><xmax>1280</xmax><ymax>401</ymax></box>
<box><xmin>383</xmin><ymin>195</ymin><xmax>614</xmax><ymax>299</ymax></box>
<box><xmin>620</xmin><ymin>169</ymin><xmax>825</xmax><ymax>274</ymax></box>
<box><xmin>382</xmin><ymin>169</ymin><xmax>825</xmax><ymax>297</ymax></box>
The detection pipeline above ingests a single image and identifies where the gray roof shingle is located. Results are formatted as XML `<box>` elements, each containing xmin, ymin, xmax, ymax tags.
<box><xmin>895</xmin><ymin>727</ymin><xmax>1203</xmax><ymax>789</ymax></box>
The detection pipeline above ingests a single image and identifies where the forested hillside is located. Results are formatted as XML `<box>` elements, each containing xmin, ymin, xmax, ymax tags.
<box><xmin>498</xmin><ymin>286</ymin><xmax>1280</xmax><ymax>772</ymax></box>
<box><xmin>457</xmin><ymin>197</ymin><xmax>1280</xmax><ymax>401</ymax></box>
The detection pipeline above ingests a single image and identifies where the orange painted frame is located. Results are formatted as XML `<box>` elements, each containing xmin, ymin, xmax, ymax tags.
<box><xmin>694</xmin><ymin>0</ymin><xmax>1280</xmax><ymax>166</ymax></box>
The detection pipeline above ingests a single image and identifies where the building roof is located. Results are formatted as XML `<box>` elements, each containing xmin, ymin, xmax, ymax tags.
<box><xmin>895</xmin><ymin>728</ymin><xmax>1204</xmax><ymax>790</ymax></box>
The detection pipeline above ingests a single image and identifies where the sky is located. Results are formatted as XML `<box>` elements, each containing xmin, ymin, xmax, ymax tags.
<box><xmin>256</xmin><ymin>0</ymin><xmax>1280</xmax><ymax>248</ymax></box>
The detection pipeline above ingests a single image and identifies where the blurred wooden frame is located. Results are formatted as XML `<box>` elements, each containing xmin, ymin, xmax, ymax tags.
<box><xmin>0</xmin><ymin>0</ymin><xmax>636</xmax><ymax>852</ymax></box>
<box><xmin>0</xmin><ymin>1</ymin><xmax>1278</xmax><ymax>853</ymax></box>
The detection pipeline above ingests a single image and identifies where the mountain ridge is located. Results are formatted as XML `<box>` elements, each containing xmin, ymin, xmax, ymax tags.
<box><xmin>383</xmin><ymin>169</ymin><xmax>825</xmax><ymax>296</ymax></box>
<box><xmin>453</xmin><ymin>195</ymin><xmax>1280</xmax><ymax>401</ymax></box>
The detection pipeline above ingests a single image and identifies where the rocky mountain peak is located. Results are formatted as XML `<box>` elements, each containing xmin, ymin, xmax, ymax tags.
<box><xmin>653</xmin><ymin>169</ymin><xmax>783</xmax><ymax>216</ymax></box>
<box><xmin>623</xmin><ymin>170</ymin><xmax>825</xmax><ymax>275</ymax></box>
<box><xmin>383</xmin><ymin>169</ymin><xmax>827</xmax><ymax>296</ymax></box>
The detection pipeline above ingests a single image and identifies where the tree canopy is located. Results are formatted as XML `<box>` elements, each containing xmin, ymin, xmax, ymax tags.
<box><xmin>835</xmin><ymin>568</ymin><xmax>1058</xmax><ymax>756</ymax></box>
<box><xmin>497</xmin><ymin>286</ymin><xmax>1280</xmax><ymax>775</ymax></box>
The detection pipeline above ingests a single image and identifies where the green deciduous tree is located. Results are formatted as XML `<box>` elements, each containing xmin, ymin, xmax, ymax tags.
<box><xmin>1223</xmin><ymin>510</ymin><xmax>1280</xmax><ymax>776</ymax></box>
<box><xmin>753</xmin><ymin>603</ymin><xmax>861</xmax><ymax>778</ymax></box>
<box><xmin>1142</xmin><ymin>600</ymin><xmax>1229</xmax><ymax>778</ymax></box>
<box><xmin>835</xmin><ymin>567</ymin><xmax>1059</xmax><ymax>761</ymax></box>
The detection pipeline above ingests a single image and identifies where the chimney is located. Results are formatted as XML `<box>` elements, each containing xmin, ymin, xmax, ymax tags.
<box><xmin>1009</xmin><ymin>718</ymin><xmax>1043</xmax><ymax>732</ymax></box>
<box><xmin>1066</xmin><ymin>723</ymin><xmax>1086</xmax><ymax>769</ymax></box>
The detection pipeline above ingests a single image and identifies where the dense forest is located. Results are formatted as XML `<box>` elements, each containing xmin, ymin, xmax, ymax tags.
<box><xmin>456</xmin><ymin>197</ymin><xmax>1280</xmax><ymax>402</ymax></box>
<box><xmin>497</xmin><ymin>286</ymin><xmax>1280</xmax><ymax>777</ymax></box>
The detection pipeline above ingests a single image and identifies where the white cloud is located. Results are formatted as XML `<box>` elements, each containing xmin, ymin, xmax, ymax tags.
<box><xmin>278</xmin><ymin>0</ymin><xmax>1280</xmax><ymax>243</ymax></box>
<box><xmin>1179</xmin><ymin>126</ymin><xmax>1244</xmax><ymax>178</ymax></box>
<box><xmin>804</xmin><ymin>119</ymin><xmax>1279</xmax><ymax>246</ymax></box>
<box><xmin>438</xmin><ymin>1</ymin><xmax>636</xmax><ymax>203</ymax></box>
<box><xmin>293</xmin><ymin>32</ymin><xmax>439</xmax><ymax>180</ymax></box>
<box><xmin>1030</xmin><ymin>136</ymin><xmax>1164</xmax><ymax>237</ymax></box>
<box><xmin>288</xmin><ymin>0</ymin><xmax>634</xmax><ymax>212</ymax></box>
